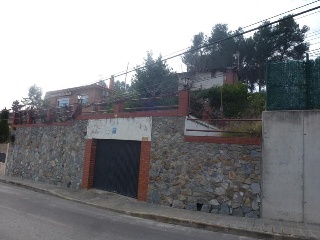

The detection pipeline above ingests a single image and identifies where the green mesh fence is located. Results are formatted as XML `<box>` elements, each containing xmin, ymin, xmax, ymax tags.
<box><xmin>310</xmin><ymin>59</ymin><xmax>320</xmax><ymax>109</ymax></box>
<box><xmin>267</xmin><ymin>59</ymin><xmax>320</xmax><ymax>110</ymax></box>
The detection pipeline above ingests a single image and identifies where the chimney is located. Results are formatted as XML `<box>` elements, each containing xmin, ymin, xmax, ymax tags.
<box><xmin>109</xmin><ymin>75</ymin><xmax>115</xmax><ymax>90</ymax></box>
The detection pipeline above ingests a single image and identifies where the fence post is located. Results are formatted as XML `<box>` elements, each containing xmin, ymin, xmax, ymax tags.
<box><xmin>178</xmin><ymin>90</ymin><xmax>190</xmax><ymax>116</ymax></box>
<box><xmin>305</xmin><ymin>53</ymin><xmax>312</xmax><ymax>109</ymax></box>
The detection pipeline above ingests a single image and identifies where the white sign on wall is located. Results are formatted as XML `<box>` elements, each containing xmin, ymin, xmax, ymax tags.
<box><xmin>86</xmin><ymin>117</ymin><xmax>152</xmax><ymax>141</ymax></box>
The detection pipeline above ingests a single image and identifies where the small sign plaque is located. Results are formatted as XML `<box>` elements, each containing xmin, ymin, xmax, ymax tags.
<box><xmin>112</xmin><ymin>127</ymin><xmax>117</xmax><ymax>134</ymax></box>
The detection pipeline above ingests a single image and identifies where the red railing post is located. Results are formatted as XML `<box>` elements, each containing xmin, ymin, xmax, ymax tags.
<box><xmin>178</xmin><ymin>90</ymin><xmax>190</xmax><ymax>116</ymax></box>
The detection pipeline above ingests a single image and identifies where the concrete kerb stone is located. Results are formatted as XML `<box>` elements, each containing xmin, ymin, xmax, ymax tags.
<box><xmin>0</xmin><ymin>178</ymin><xmax>317</xmax><ymax>240</ymax></box>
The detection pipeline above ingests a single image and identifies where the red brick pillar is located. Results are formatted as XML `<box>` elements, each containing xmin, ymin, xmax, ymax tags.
<box><xmin>27</xmin><ymin>111</ymin><xmax>33</xmax><ymax>124</ymax></box>
<box><xmin>13</xmin><ymin>112</ymin><xmax>19</xmax><ymax>125</ymax></box>
<box><xmin>137</xmin><ymin>141</ymin><xmax>151</xmax><ymax>201</ymax></box>
<box><xmin>74</xmin><ymin>104</ymin><xmax>82</xmax><ymax>118</ymax></box>
<box><xmin>109</xmin><ymin>75</ymin><xmax>115</xmax><ymax>90</ymax></box>
<box><xmin>114</xmin><ymin>102</ymin><xmax>125</xmax><ymax>114</ymax></box>
<box><xmin>82</xmin><ymin>139</ymin><xmax>97</xmax><ymax>189</ymax></box>
<box><xmin>178</xmin><ymin>90</ymin><xmax>190</xmax><ymax>116</ymax></box>
<box><xmin>47</xmin><ymin>108</ymin><xmax>53</xmax><ymax>122</ymax></box>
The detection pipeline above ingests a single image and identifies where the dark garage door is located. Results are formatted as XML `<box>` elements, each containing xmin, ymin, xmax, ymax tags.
<box><xmin>93</xmin><ymin>139</ymin><xmax>141</xmax><ymax>198</ymax></box>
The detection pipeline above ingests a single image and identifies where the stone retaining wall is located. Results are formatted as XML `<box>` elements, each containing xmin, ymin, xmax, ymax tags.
<box><xmin>6</xmin><ymin>121</ymin><xmax>87</xmax><ymax>189</ymax></box>
<box><xmin>149</xmin><ymin>117</ymin><xmax>262</xmax><ymax>218</ymax></box>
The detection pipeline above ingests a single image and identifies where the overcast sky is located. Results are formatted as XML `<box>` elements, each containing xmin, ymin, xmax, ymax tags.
<box><xmin>0</xmin><ymin>0</ymin><xmax>319</xmax><ymax>110</ymax></box>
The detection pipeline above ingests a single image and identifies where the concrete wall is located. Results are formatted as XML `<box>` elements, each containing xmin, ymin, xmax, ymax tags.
<box><xmin>262</xmin><ymin>110</ymin><xmax>320</xmax><ymax>224</ymax></box>
<box><xmin>184</xmin><ymin>116</ymin><xmax>221</xmax><ymax>137</ymax></box>
<box><xmin>302</xmin><ymin>111</ymin><xmax>320</xmax><ymax>224</ymax></box>
<box><xmin>86</xmin><ymin>117</ymin><xmax>152</xmax><ymax>141</ymax></box>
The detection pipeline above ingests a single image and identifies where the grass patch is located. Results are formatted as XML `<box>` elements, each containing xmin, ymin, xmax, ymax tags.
<box><xmin>222</xmin><ymin>121</ymin><xmax>262</xmax><ymax>137</ymax></box>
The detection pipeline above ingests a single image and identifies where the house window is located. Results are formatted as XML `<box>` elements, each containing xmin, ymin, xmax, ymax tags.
<box><xmin>103</xmin><ymin>91</ymin><xmax>109</xmax><ymax>97</ymax></box>
<box><xmin>78</xmin><ymin>95</ymin><xmax>89</xmax><ymax>104</ymax></box>
<box><xmin>57</xmin><ymin>98</ymin><xmax>69</xmax><ymax>107</ymax></box>
<box><xmin>82</xmin><ymin>95</ymin><xmax>89</xmax><ymax>104</ymax></box>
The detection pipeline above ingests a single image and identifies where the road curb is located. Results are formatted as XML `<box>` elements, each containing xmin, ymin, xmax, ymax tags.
<box><xmin>0</xmin><ymin>179</ymin><xmax>316</xmax><ymax>240</ymax></box>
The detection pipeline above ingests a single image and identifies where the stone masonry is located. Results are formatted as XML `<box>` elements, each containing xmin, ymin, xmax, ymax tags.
<box><xmin>149</xmin><ymin>117</ymin><xmax>262</xmax><ymax>218</ymax></box>
<box><xmin>6</xmin><ymin>121</ymin><xmax>87</xmax><ymax>189</ymax></box>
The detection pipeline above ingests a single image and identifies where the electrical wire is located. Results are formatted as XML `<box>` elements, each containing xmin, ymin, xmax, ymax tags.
<box><xmin>309</xmin><ymin>41</ymin><xmax>320</xmax><ymax>46</ymax></box>
<box><xmin>108</xmin><ymin>5</ymin><xmax>320</xmax><ymax>82</ymax></box>
<box><xmin>67</xmin><ymin>4</ymin><xmax>320</xmax><ymax>96</ymax></box>
<box><xmin>306</xmin><ymin>29</ymin><xmax>320</xmax><ymax>37</ymax></box>
<box><xmin>306</xmin><ymin>34</ymin><xmax>320</xmax><ymax>40</ymax></box>
<box><xmin>240</xmin><ymin>0</ymin><xmax>320</xmax><ymax>30</ymax></box>
<box><xmin>306</xmin><ymin>36</ymin><xmax>320</xmax><ymax>42</ymax></box>
<box><xmin>307</xmin><ymin>47</ymin><xmax>320</xmax><ymax>52</ymax></box>
<box><xmin>295</xmin><ymin>9</ymin><xmax>320</xmax><ymax>20</ymax></box>
<box><xmin>110</xmin><ymin>0</ymin><xmax>320</xmax><ymax>74</ymax></box>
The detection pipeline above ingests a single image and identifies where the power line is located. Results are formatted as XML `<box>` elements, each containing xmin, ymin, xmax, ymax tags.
<box><xmin>113</xmin><ymin>6</ymin><xmax>320</xmax><ymax>78</ymax></box>
<box><xmin>79</xmin><ymin>4</ymin><xmax>320</xmax><ymax>93</ymax></box>
<box><xmin>306</xmin><ymin>36</ymin><xmax>320</xmax><ymax>42</ymax></box>
<box><xmin>308</xmin><ymin>47</ymin><xmax>320</xmax><ymax>52</ymax></box>
<box><xmin>306</xmin><ymin>31</ymin><xmax>320</xmax><ymax>38</ymax></box>
<box><xmin>240</xmin><ymin>0</ymin><xmax>320</xmax><ymax>30</ymax></box>
<box><xmin>308</xmin><ymin>35</ymin><xmax>320</xmax><ymax>40</ymax></box>
<box><xmin>309</xmin><ymin>41</ymin><xmax>320</xmax><ymax>46</ymax></box>
<box><xmin>295</xmin><ymin>9</ymin><xmax>320</xmax><ymax>20</ymax></box>
<box><xmin>136</xmin><ymin>0</ymin><xmax>320</xmax><ymax>70</ymax></box>
<box><xmin>306</xmin><ymin>29</ymin><xmax>320</xmax><ymax>36</ymax></box>
<box><xmin>308</xmin><ymin>53</ymin><xmax>320</xmax><ymax>57</ymax></box>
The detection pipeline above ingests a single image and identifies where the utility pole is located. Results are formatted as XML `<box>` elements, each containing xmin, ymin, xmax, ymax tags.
<box><xmin>233</xmin><ymin>51</ymin><xmax>240</xmax><ymax>69</ymax></box>
<box><xmin>124</xmin><ymin>62</ymin><xmax>129</xmax><ymax>91</ymax></box>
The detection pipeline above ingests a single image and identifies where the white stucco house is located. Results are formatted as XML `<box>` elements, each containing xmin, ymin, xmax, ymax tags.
<box><xmin>177</xmin><ymin>67</ymin><xmax>238</xmax><ymax>91</ymax></box>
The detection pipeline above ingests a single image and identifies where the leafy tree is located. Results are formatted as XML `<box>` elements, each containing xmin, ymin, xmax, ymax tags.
<box><xmin>190</xmin><ymin>83</ymin><xmax>248</xmax><ymax>119</ymax></box>
<box><xmin>97</xmin><ymin>80</ymin><xmax>107</xmax><ymax>87</ymax></box>
<box><xmin>131</xmin><ymin>52</ymin><xmax>177</xmax><ymax>98</ymax></box>
<box><xmin>271</xmin><ymin>15</ymin><xmax>309</xmax><ymax>61</ymax></box>
<box><xmin>183</xmin><ymin>24</ymin><xmax>245</xmax><ymax>72</ymax></box>
<box><xmin>208</xmin><ymin>25</ymin><xmax>245</xmax><ymax>69</ymax></box>
<box><xmin>114</xmin><ymin>80</ymin><xmax>131</xmax><ymax>94</ymax></box>
<box><xmin>22</xmin><ymin>85</ymin><xmax>44</xmax><ymax>109</ymax></box>
<box><xmin>240</xmin><ymin>23</ymin><xmax>274</xmax><ymax>92</ymax></box>
<box><xmin>183</xmin><ymin>15</ymin><xmax>309</xmax><ymax>92</ymax></box>
<box><xmin>11</xmin><ymin>100</ymin><xmax>22</xmax><ymax>112</ymax></box>
<box><xmin>0</xmin><ymin>108</ymin><xmax>9</xmax><ymax>143</ymax></box>
<box><xmin>241</xmin><ymin>16</ymin><xmax>309</xmax><ymax>91</ymax></box>
<box><xmin>183</xmin><ymin>32</ymin><xmax>209</xmax><ymax>72</ymax></box>
<box><xmin>239</xmin><ymin>37</ymin><xmax>258</xmax><ymax>92</ymax></box>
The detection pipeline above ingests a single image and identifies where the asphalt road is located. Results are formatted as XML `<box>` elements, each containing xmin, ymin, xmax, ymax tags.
<box><xmin>0</xmin><ymin>183</ymin><xmax>260</xmax><ymax>240</ymax></box>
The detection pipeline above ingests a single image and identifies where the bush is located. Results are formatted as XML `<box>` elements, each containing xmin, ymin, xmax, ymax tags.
<box><xmin>245</xmin><ymin>91</ymin><xmax>266</xmax><ymax>118</ymax></box>
<box><xmin>222</xmin><ymin>121</ymin><xmax>262</xmax><ymax>137</ymax></box>
<box><xmin>219</xmin><ymin>83</ymin><xmax>248</xmax><ymax>118</ymax></box>
<box><xmin>189</xmin><ymin>84</ymin><xmax>266</xmax><ymax>137</ymax></box>
<box><xmin>192</xmin><ymin>83</ymin><xmax>248</xmax><ymax>118</ymax></box>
